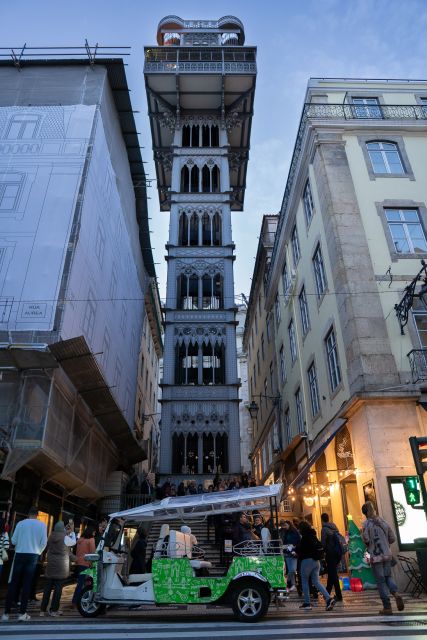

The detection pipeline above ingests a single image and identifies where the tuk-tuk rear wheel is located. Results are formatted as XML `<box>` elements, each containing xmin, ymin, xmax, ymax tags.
<box><xmin>78</xmin><ymin>586</ymin><xmax>106</xmax><ymax>618</ymax></box>
<box><xmin>230</xmin><ymin>579</ymin><xmax>270</xmax><ymax>622</ymax></box>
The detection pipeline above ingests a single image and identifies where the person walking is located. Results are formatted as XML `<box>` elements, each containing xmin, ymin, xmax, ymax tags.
<box><xmin>0</xmin><ymin>518</ymin><xmax>10</xmax><ymax>582</ymax></box>
<box><xmin>320</xmin><ymin>513</ymin><xmax>343</xmax><ymax>603</ymax></box>
<box><xmin>361</xmin><ymin>501</ymin><xmax>404</xmax><ymax>615</ymax></box>
<box><xmin>129</xmin><ymin>526</ymin><xmax>147</xmax><ymax>574</ymax></box>
<box><xmin>297</xmin><ymin>521</ymin><xmax>336</xmax><ymax>612</ymax></box>
<box><xmin>279</xmin><ymin>520</ymin><xmax>300</xmax><ymax>591</ymax></box>
<box><xmin>40</xmin><ymin>522</ymin><xmax>75</xmax><ymax>617</ymax></box>
<box><xmin>71</xmin><ymin>525</ymin><xmax>96</xmax><ymax>607</ymax></box>
<box><xmin>1</xmin><ymin>506</ymin><xmax>47</xmax><ymax>622</ymax></box>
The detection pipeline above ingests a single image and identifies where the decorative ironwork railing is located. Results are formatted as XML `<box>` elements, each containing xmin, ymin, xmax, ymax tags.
<box><xmin>408</xmin><ymin>349</ymin><xmax>427</xmax><ymax>383</ymax></box>
<box><xmin>144</xmin><ymin>47</ymin><xmax>257</xmax><ymax>74</ymax></box>
<box><xmin>268</xmin><ymin>103</ymin><xmax>427</xmax><ymax>284</ymax></box>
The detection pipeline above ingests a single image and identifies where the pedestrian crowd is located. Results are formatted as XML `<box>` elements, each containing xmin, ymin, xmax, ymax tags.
<box><xmin>0</xmin><ymin>494</ymin><xmax>405</xmax><ymax>621</ymax></box>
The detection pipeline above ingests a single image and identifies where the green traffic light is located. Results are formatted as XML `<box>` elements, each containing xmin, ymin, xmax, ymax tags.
<box><xmin>403</xmin><ymin>476</ymin><xmax>421</xmax><ymax>506</ymax></box>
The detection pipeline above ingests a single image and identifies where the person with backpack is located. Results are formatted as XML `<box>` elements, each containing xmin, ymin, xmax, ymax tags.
<box><xmin>296</xmin><ymin>521</ymin><xmax>336</xmax><ymax>611</ymax></box>
<box><xmin>361</xmin><ymin>501</ymin><xmax>404</xmax><ymax>615</ymax></box>
<box><xmin>320</xmin><ymin>513</ymin><xmax>343</xmax><ymax>603</ymax></box>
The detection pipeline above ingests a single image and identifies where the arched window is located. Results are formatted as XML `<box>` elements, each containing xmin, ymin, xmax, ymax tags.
<box><xmin>366</xmin><ymin>141</ymin><xmax>405</xmax><ymax>174</ymax></box>
<box><xmin>211</xmin><ymin>125</ymin><xmax>219</xmax><ymax>147</ymax></box>
<box><xmin>202</xmin><ymin>165</ymin><xmax>211</xmax><ymax>192</ymax></box>
<box><xmin>202</xmin><ymin>274</ymin><xmax>223</xmax><ymax>309</ymax></box>
<box><xmin>203</xmin><ymin>433</ymin><xmax>215</xmax><ymax>473</ymax></box>
<box><xmin>182</xmin><ymin>125</ymin><xmax>191</xmax><ymax>147</ymax></box>
<box><xmin>212</xmin><ymin>211</ymin><xmax>221</xmax><ymax>245</ymax></box>
<box><xmin>215</xmin><ymin>433</ymin><xmax>228</xmax><ymax>473</ymax></box>
<box><xmin>191</xmin><ymin>125</ymin><xmax>200</xmax><ymax>147</ymax></box>
<box><xmin>202</xmin><ymin>342</ymin><xmax>225</xmax><ymax>384</ymax></box>
<box><xmin>200</xmin><ymin>124</ymin><xmax>219</xmax><ymax>147</ymax></box>
<box><xmin>211</xmin><ymin>165</ymin><xmax>220</xmax><ymax>192</ymax></box>
<box><xmin>177</xmin><ymin>274</ymin><xmax>199</xmax><ymax>310</ymax></box>
<box><xmin>175</xmin><ymin>342</ymin><xmax>199</xmax><ymax>384</ymax></box>
<box><xmin>181</xmin><ymin>165</ymin><xmax>190</xmax><ymax>192</ymax></box>
<box><xmin>179</xmin><ymin>212</ymin><xmax>189</xmax><ymax>246</ymax></box>
<box><xmin>172</xmin><ymin>433</ymin><xmax>185</xmax><ymax>473</ymax></box>
<box><xmin>190</xmin><ymin>165</ymin><xmax>199</xmax><ymax>192</ymax></box>
<box><xmin>189</xmin><ymin>213</ymin><xmax>198</xmax><ymax>245</ymax></box>
<box><xmin>186</xmin><ymin>433</ymin><xmax>198</xmax><ymax>473</ymax></box>
<box><xmin>202</xmin><ymin>212</ymin><xmax>211</xmax><ymax>245</ymax></box>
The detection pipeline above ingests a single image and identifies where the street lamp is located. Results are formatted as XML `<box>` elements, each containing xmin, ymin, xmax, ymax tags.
<box><xmin>247</xmin><ymin>400</ymin><xmax>260</xmax><ymax>420</ymax></box>
<box><xmin>395</xmin><ymin>259</ymin><xmax>427</xmax><ymax>334</ymax></box>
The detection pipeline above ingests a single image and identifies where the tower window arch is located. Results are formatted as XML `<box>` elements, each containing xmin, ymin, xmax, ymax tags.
<box><xmin>177</xmin><ymin>274</ymin><xmax>199</xmax><ymax>309</ymax></box>
<box><xmin>181</xmin><ymin>165</ymin><xmax>190</xmax><ymax>192</ymax></box>
<box><xmin>201</xmin><ymin>164</ymin><xmax>220</xmax><ymax>193</ymax></box>
<box><xmin>190</xmin><ymin>165</ymin><xmax>199</xmax><ymax>192</ymax></box>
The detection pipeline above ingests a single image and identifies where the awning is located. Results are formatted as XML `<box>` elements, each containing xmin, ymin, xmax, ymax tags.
<box><xmin>49</xmin><ymin>336</ymin><xmax>146</xmax><ymax>467</ymax></box>
<box><xmin>289</xmin><ymin>417</ymin><xmax>347</xmax><ymax>488</ymax></box>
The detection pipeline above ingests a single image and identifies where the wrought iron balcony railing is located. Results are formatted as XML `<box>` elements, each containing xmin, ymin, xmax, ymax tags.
<box><xmin>268</xmin><ymin>102</ymin><xmax>427</xmax><ymax>283</ymax></box>
<box><xmin>408</xmin><ymin>349</ymin><xmax>427</xmax><ymax>383</ymax></box>
<box><xmin>144</xmin><ymin>47</ymin><xmax>257</xmax><ymax>74</ymax></box>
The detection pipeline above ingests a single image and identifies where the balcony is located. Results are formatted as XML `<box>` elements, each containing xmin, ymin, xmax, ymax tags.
<box><xmin>144</xmin><ymin>47</ymin><xmax>257</xmax><ymax>74</ymax></box>
<box><xmin>408</xmin><ymin>349</ymin><xmax>427</xmax><ymax>383</ymax></box>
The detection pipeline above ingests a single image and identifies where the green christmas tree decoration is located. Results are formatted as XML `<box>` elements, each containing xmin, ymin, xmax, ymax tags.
<box><xmin>347</xmin><ymin>515</ymin><xmax>376</xmax><ymax>589</ymax></box>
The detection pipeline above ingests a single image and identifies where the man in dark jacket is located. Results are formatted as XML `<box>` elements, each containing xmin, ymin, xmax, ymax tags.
<box><xmin>320</xmin><ymin>513</ymin><xmax>343</xmax><ymax>602</ymax></box>
<box><xmin>233</xmin><ymin>513</ymin><xmax>256</xmax><ymax>546</ymax></box>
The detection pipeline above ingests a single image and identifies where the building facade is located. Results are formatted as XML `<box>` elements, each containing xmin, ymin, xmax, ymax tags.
<box><xmin>243</xmin><ymin>216</ymin><xmax>279</xmax><ymax>485</ymax></box>
<box><xmin>0</xmin><ymin>57</ymin><xmax>157</xmax><ymax>526</ymax></box>
<box><xmin>235</xmin><ymin>302</ymin><xmax>251</xmax><ymax>473</ymax></box>
<box><xmin>262</xmin><ymin>79</ymin><xmax>427</xmax><ymax>551</ymax></box>
<box><xmin>144</xmin><ymin>16</ymin><xmax>256</xmax><ymax>478</ymax></box>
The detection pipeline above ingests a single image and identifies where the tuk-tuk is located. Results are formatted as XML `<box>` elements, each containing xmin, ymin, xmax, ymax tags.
<box><xmin>77</xmin><ymin>483</ymin><xmax>287</xmax><ymax>622</ymax></box>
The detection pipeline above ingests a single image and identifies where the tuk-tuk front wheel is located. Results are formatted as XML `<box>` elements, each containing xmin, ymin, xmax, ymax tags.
<box><xmin>78</xmin><ymin>586</ymin><xmax>106</xmax><ymax>618</ymax></box>
<box><xmin>230</xmin><ymin>580</ymin><xmax>270</xmax><ymax>622</ymax></box>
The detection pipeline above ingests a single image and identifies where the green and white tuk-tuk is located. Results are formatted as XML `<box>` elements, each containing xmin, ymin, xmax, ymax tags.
<box><xmin>77</xmin><ymin>484</ymin><xmax>287</xmax><ymax>622</ymax></box>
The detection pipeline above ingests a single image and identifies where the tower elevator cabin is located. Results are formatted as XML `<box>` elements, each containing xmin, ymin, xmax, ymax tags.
<box><xmin>144</xmin><ymin>16</ymin><xmax>256</xmax><ymax>478</ymax></box>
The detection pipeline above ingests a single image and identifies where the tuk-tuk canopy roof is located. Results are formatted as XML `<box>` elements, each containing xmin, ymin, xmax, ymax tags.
<box><xmin>109</xmin><ymin>484</ymin><xmax>283</xmax><ymax>522</ymax></box>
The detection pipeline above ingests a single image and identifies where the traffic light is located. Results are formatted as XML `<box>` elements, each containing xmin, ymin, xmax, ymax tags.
<box><xmin>403</xmin><ymin>476</ymin><xmax>421</xmax><ymax>506</ymax></box>
<box><xmin>409</xmin><ymin>436</ymin><xmax>427</xmax><ymax>476</ymax></box>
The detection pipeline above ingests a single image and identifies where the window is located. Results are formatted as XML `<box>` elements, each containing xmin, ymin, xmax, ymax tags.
<box><xmin>313</xmin><ymin>244</ymin><xmax>327</xmax><ymax>298</ymax></box>
<box><xmin>295</xmin><ymin>388</ymin><xmax>305</xmax><ymax>434</ymax></box>
<box><xmin>325</xmin><ymin>327</ymin><xmax>342</xmax><ymax>391</ymax></box>
<box><xmin>284</xmin><ymin>408</ymin><xmax>291</xmax><ymax>445</ymax></box>
<box><xmin>264</xmin><ymin>379</ymin><xmax>268</xmax><ymax>406</ymax></box>
<box><xmin>366</xmin><ymin>141</ymin><xmax>404</xmax><ymax>175</ymax></box>
<box><xmin>303</xmin><ymin>181</ymin><xmax>315</xmax><ymax>226</ymax></box>
<box><xmin>385</xmin><ymin>209</ymin><xmax>427</xmax><ymax>254</ymax></box>
<box><xmin>298</xmin><ymin>286</ymin><xmax>310</xmax><ymax>336</ymax></box>
<box><xmin>269</xmin><ymin>362</ymin><xmax>274</xmax><ymax>394</ymax></box>
<box><xmin>352</xmin><ymin>97</ymin><xmax>381</xmax><ymax>118</ymax></box>
<box><xmin>266</xmin><ymin>313</ymin><xmax>271</xmax><ymax>342</ymax></box>
<box><xmin>253</xmin><ymin>364</ymin><xmax>257</xmax><ymax>388</ymax></box>
<box><xmin>109</xmin><ymin>266</ymin><xmax>117</xmax><ymax>306</ymax></box>
<box><xmin>420</xmin><ymin>97</ymin><xmax>427</xmax><ymax>117</ymax></box>
<box><xmin>120</xmin><ymin>303</ymin><xmax>127</xmax><ymax>335</ymax></box>
<box><xmin>254</xmin><ymin>310</ymin><xmax>258</xmax><ymax>334</ymax></box>
<box><xmin>288</xmin><ymin>319</ymin><xmax>297</xmax><ymax>363</ymax></box>
<box><xmin>279</xmin><ymin>346</ymin><xmax>287</xmax><ymax>384</ymax></box>
<box><xmin>261</xmin><ymin>333</ymin><xmax>265</xmax><ymax>360</ymax></box>
<box><xmin>308</xmin><ymin>362</ymin><xmax>320</xmax><ymax>417</ymax></box>
<box><xmin>0</xmin><ymin>174</ymin><xmax>23</xmax><ymax>211</ymax></box>
<box><xmin>94</xmin><ymin>222</ymin><xmax>106</xmax><ymax>266</ymax></box>
<box><xmin>258</xmin><ymin>294</ymin><xmax>262</xmax><ymax>316</ymax></box>
<box><xmin>275</xmin><ymin>293</ymin><xmax>281</xmax><ymax>325</ymax></box>
<box><xmin>256</xmin><ymin>350</ymin><xmax>260</xmax><ymax>375</ymax></box>
<box><xmin>82</xmin><ymin>289</ymin><xmax>96</xmax><ymax>341</ymax></box>
<box><xmin>6</xmin><ymin>114</ymin><xmax>40</xmax><ymax>139</ymax></box>
<box><xmin>282</xmin><ymin>261</ymin><xmax>291</xmax><ymax>299</ymax></box>
<box><xmin>291</xmin><ymin>225</ymin><xmax>301</xmax><ymax>265</ymax></box>
<box><xmin>101</xmin><ymin>329</ymin><xmax>111</xmax><ymax>367</ymax></box>
<box><xmin>413</xmin><ymin>306</ymin><xmax>427</xmax><ymax>348</ymax></box>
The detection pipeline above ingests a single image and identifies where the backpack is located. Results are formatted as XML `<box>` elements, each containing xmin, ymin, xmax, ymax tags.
<box><xmin>312</xmin><ymin>538</ymin><xmax>325</xmax><ymax>561</ymax></box>
<box><xmin>325</xmin><ymin>531</ymin><xmax>347</xmax><ymax>557</ymax></box>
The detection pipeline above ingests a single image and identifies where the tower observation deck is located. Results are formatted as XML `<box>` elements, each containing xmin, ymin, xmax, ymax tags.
<box><xmin>144</xmin><ymin>16</ymin><xmax>256</xmax><ymax>477</ymax></box>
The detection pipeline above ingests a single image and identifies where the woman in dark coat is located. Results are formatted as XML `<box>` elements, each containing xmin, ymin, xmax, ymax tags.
<box><xmin>296</xmin><ymin>521</ymin><xmax>336</xmax><ymax>612</ymax></box>
<box><xmin>130</xmin><ymin>526</ymin><xmax>147</xmax><ymax>574</ymax></box>
<box><xmin>40</xmin><ymin>522</ymin><xmax>75</xmax><ymax>616</ymax></box>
